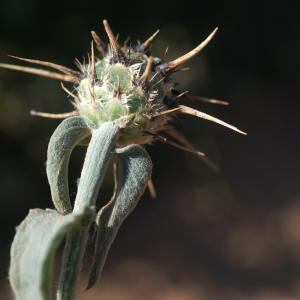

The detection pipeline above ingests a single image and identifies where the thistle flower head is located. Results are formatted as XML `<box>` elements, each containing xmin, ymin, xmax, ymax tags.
<box><xmin>0</xmin><ymin>20</ymin><xmax>246</xmax><ymax>171</ymax></box>
<box><xmin>77</xmin><ymin>26</ymin><xmax>173</xmax><ymax>147</ymax></box>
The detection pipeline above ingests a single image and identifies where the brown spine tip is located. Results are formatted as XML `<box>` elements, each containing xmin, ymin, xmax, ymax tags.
<box><xmin>147</xmin><ymin>179</ymin><xmax>157</xmax><ymax>199</ymax></box>
<box><xmin>172</xmin><ymin>90</ymin><xmax>189</xmax><ymax>101</ymax></box>
<box><xmin>30</xmin><ymin>110</ymin><xmax>79</xmax><ymax>119</ymax></box>
<box><xmin>61</xmin><ymin>83</ymin><xmax>81</xmax><ymax>106</ymax></box>
<box><xmin>178</xmin><ymin>104</ymin><xmax>247</xmax><ymax>135</ymax></box>
<box><xmin>139</xmin><ymin>56</ymin><xmax>153</xmax><ymax>87</ymax></box>
<box><xmin>91</xmin><ymin>41</ymin><xmax>98</xmax><ymax>84</ymax></box>
<box><xmin>116</xmin><ymin>75</ymin><xmax>121</xmax><ymax>99</ymax></box>
<box><xmin>103</xmin><ymin>20</ymin><xmax>128</xmax><ymax>64</ymax></box>
<box><xmin>0</xmin><ymin>63</ymin><xmax>76</xmax><ymax>82</ymax></box>
<box><xmin>144</xmin><ymin>131</ymin><xmax>205</xmax><ymax>156</ymax></box>
<box><xmin>161</xmin><ymin>47</ymin><xmax>169</xmax><ymax>62</ymax></box>
<box><xmin>123</xmin><ymin>36</ymin><xmax>130</xmax><ymax>47</ymax></box>
<box><xmin>87</xmin><ymin>84</ymin><xmax>96</xmax><ymax>105</ymax></box>
<box><xmin>183</xmin><ymin>94</ymin><xmax>229</xmax><ymax>105</ymax></box>
<box><xmin>171</xmin><ymin>89</ymin><xmax>229</xmax><ymax>105</ymax></box>
<box><xmin>135</xmin><ymin>29</ymin><xmax>159</xmax><ymax>55</ymax></box>
<box><xmin>91</xmin><ymin>31</ymin><xmax>108</xmax><ymax>57</ymax></box>
<box><xmin>143</xmin><ymin>29</ymin><xmax>160</xmax><ymax>48</ymax></box>
<box><xmin>170</xmin><ymin>68</ymin><xmax>189</xmax><ymax>74</ymax></box>
<box><xmin>148</xmin><ymin>107</ymin><xmax>181</xmax><ymax>119</ymax></box>
<box><xmin>164</xmin><ymin>128</ymin><xmax>220</xmax><ymax>173</ymax></box>
<box><xmin>8</xmin><ymin>55</ymin><xmax>83</xmax><ymax>82</ymax></box>
<box><xmin>162</xmin><ymin>27</ymin><xmax>218</xmax><ymax>72</ymax></box>
<box><xmin>74</xmin><ymin>58</ymin><xmax>84</xmax><ymax>72</ymax></box>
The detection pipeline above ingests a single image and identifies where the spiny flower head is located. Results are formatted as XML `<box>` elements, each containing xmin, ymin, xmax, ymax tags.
<box><xmin>0</xmin><ymin>20</ymin><xmax>246</xmax><ymax>171</ymax></box>
<box><xmin>77</xmin><ymin>23</ymin><xmax>172</xmax><ymax>147</ymax></box>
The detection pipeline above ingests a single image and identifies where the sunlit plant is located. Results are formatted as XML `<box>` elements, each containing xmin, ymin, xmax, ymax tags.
<box><xmin>0</xmin><ymin>20</ymin><xmax>245</xmax><ymax>300</ymax></box>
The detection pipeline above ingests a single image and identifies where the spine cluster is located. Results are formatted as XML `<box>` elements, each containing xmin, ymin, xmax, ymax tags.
<box><xmin>0</xmin><ymin>20</ymin><xmax>246</xmax><ymax>170</ymax></box>
<box><xmin>77</xmin><ymin>27</ymin><xmax>172</xmax><ymax>146</ymax></box>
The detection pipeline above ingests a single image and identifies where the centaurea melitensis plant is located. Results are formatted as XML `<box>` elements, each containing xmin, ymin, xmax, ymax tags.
<box><xmin>0</xmin><ymin>20</ymin><xmax>246</xmax><ymax>300</ymax></box>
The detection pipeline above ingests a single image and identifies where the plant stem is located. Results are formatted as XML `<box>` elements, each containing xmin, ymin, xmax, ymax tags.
<box><xmin>57</xmin><ymin>122</ymin><xmax>120</xmax><ymax>300</ymax></box>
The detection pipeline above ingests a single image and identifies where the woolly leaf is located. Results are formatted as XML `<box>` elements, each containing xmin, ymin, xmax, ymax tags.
<box><xmin>87</xmin><ymin>144</ymin><xmax>152</xmax><ymax>289</ymax></box>
<box><xmin>47</xmin><ymin>116</ymin><xmax>91</xmax><ymax>215</ymax></box>
<box><xmin>9</xmin><ymin>205</ymin><xmax>94</xmax><ymax>300</ymax></box>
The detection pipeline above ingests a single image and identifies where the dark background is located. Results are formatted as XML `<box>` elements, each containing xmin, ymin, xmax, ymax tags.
<box><xmin>1</xmin><ymin>1</ymin><xmax>300</xmax><ymax>299</ymax></box>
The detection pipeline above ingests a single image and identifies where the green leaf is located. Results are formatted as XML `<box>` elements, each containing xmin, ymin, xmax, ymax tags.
<box><xmin>87</xmin><ymin>144</ymin><xmax>152</xmax><ymax>290</ymax></box>
<box><xmin>47</xmin><ymin>116</ymin><xmax>91</xmax><ymax>215</ymax></box>
<box><xmin>9</xmin><ymin>206</ymin><xmax>94</xmax><ymax>300</ymax></box>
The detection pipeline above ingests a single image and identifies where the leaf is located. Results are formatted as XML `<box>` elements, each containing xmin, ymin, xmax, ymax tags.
<box><xmin>9</xmin><ymin>205</ymin><xmax>94</xmax><ymax>300</ymax></box>
<box><xmin>87</xmin><ymin>144</ymin><xmax>152</xmax><ymax>290</ymax></box>
<box><xmin>46</xmin><ymin>116</ymin><xmax>91</xmax><ymax>215</ymax></box>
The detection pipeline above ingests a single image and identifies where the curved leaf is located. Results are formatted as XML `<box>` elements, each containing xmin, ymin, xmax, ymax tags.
<box><xmin>87</xmin><ymin>144</ymin><xmax>152</xmax><ymax>290</ymax></box>
<box><xmin>47</xmin><ymin>116</ymin><xmax>91</xmax><ymax>215</ymax></box>
<box><xmin>9</xmin><ymin>206</ymin><xmax>94</xmax><ymax>300</ymax></box>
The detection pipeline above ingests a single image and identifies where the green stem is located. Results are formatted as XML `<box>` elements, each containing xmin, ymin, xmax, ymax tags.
<box><xmin>57</xmin><ymin>122</ymin><xmax>120</xmax><ymax>300</ymax></box>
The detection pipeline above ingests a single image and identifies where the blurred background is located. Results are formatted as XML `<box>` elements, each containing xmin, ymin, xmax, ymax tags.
<box><xmin>1</xmin><ymin>0</ymin><xmax>300</xmax><ymax>299</ymax></box>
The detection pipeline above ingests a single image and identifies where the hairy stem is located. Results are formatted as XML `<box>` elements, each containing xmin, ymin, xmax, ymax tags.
<box><xmin>57</xmin><ymin>122</ymin><xmax>120</xmax><ymax>300</ymax></box>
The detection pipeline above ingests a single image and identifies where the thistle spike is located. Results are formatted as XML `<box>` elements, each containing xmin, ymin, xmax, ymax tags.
<box><xmin>74</xmin><ymin>58</ymin><xmax>84</xmax><ymax>72</ymax></box>
<box><xmin>145</xmin><ymin>131</ymin><xmax>205</xmax><ymax>156</ymax></box>
<box><xmin>136</xmin><ymin>30</ymin><xmax>160</xmax><ymax>55</ymax></box>
<box><xmin>172</xmin><ymin>90</ymin><xmax>189</xmax><ymax>101</ymax></box>
<box><xmin>139</xmin><ymin>56</ymin><xmax>153</xmax><ymax>87</ymax></box>
<box><xmin>143</xmin><ymin>29</ymin><xmax>160</xmax><ymax>48</ymax></box>
<box><xmin>147</xmin><ymin>179</ymin><xmax>157</xmax><ymax>199</ymax></box>
<box><xmin>160</xmin><ymin>28</ymin><xmax>218</xmax><ymax>73</ymax></box>
<box><xmin>61</xmin><ymin>83</ymin><xmax>81</xmax><ymax>106</ymax></box>
<box><xmin>170</xmin><ymin>68</ymin><xmax>189</xmax><ymax>74</ymax></box>
<box><xmin>91</xmin><ymin>41</ymin><xmax>98</xmax><ymax>85</ymax></box>
<box><xmin>163</xmin><ymin>137</ymin><xmax>205</xmax><ymax>156</ymax></box>
<box><xmin>161</xmin><ymin>47</ymin><xmax>169</xmax><ymax>62</ymax></box>
<box><xmin>0</xmin><ymin>63</ymin><xmax>76</xmax><ymax>82</ymax></box>
<box><xmin>68</xmin><ymin>99</ymin><xmax>76</xmax><ymax>106</ymax></box>
<box><xmin>148</xmin><ymin>76</ymin><xmax>165</xmax><ymax>91</ymax></box>
<box><xmin>172</xmin><ymin>90</ymin><xmax>229</xmax><ymax>105</ymax></box>
<box><xmin>30</xmin><ymin>110</ymin><xmax>79</xmax><ymax>119</ymax></box>
<box><xmin>115</xmin><ymin>75</ymin><xmax>121</xmax><ymax>99</ymax></box>
<box><xmin>124</xmin><ymin>37</ymin><xmax>130</xmax><ymax>47</ymax></box>
<box><xmin>185</xmin><ymin>95</ymin><xmax>229</xmax><ymax>105</ymax></box>
<box><xmin>164</xmin><ymin>128</ymin><xmax>220</xmax><ymax>173</ymax></box>
<box><xmin>103</xmin><ymin>20</ymin><xmax>128</xmax><ymax>64</ymax></box>
<box><xmin>178</xmin><ymin>105</ymin><xmax>246</xmax><ymax>135</ymax></box>
<box><xmin>87</xmin><ymin>84</ymin><xmax>96</xmax><ymax>104</ymax></box>
<box><xmin>148</xmin><ymin>107</ymin><xmax>180</xmax><ymax>119</ymax></box>
<box><xmin>149</xmin><ymin>71</ymin><xmax>160</xmax><ymax>83</ymax></box>
<box><xmin>8</xmin><ymin>56</ymin><xmax>83</xmax><ymax>82</ymax></box>
<box><xmin>91</xmin><ymin>31</ymin><xmax>108</xmax><ymax>57</ymax></box>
